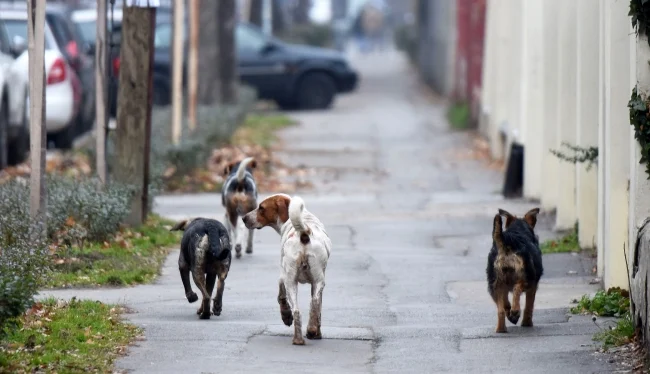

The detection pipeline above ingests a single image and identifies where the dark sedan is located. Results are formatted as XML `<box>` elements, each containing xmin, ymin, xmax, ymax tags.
<box><xmin>105</xmin><ymin>20</ymin><xmax>358</xmax><ymax>112</ymax></box>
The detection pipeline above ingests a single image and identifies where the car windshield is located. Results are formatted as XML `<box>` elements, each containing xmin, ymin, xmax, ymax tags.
<box><xmin>3</xmin><ymin>19</ymin><xmax>52</xmax><ymax>49</ymax></box>
<box><xmin>236</xmin><ymin>24</ymin><xmax>268</xmax><ymax>51</ymax></box>
<box><xmin>74</xmin><ymin>20</ymin><xmax>118</xmax><ymax>45</ymax></box>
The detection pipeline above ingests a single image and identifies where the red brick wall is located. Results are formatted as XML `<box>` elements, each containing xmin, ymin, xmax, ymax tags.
<box><xmin>455</xmin><ymin>0</ymin><xmax>486</xmax><ymax>122</ymax></box>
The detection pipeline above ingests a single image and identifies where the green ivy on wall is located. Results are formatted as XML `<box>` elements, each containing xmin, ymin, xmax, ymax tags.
<box><xmin>628</xmin><ymin>87</ymin><xmax>650</xmax><ymax>179</ymax></box>
<box><xmin>630</xmin><ymin>0</ymin><xmax>650</xmax><ymax>46</ymax></box>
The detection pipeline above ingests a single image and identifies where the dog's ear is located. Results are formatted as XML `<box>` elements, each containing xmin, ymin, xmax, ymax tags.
<box><xmin>498</xmin><ymin>209</ymin><xmax>516</xmax><ymax>229</ymax></box>
<box><xmin>170</xmin><ymin>220</ymin><xmax>187</xmax><ymax>232</ymax></box>
<box><xmin>276</xmin><ymin>195</ymin><xmax>290</xmax><ymax>223</ymax></box>
<box><xmin>223</xmin><ymin>162</ymin><xmax>237</xmax><ymax>176</ymax></box>
<box><xmin>523</xmin><ymin>208</ymin><xmax>541</xmax><ymax>229</ymax></box>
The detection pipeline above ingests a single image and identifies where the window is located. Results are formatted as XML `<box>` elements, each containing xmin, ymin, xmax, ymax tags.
<box><xmin>2</xmin><ymin>19</ymin><xmax>52</xmax><ymax>49</ymax></box>
<box><xmin>75</xmin><ymin>21</ymin><xmax>97</xmax><ymax>45</ymax></box>
<box><xmin>154</xmin><ymin>22</ymin><xmax>172</xmax><ymax>48</ymax></box>
<box><xmin>236</xmin><ymin>24</ymin><xmax>267</xmax><ymax>51</ymax></box>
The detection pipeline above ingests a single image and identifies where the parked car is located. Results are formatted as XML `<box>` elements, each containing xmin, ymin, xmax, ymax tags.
<box><xmin>44</xmin><ymin>3</ymin><xmax>96</xmax><ymax>135</ymax></box>
<box><xmin>71</xmin><ymin>6</ymin><xmax>173</xmax><ymax>117</ymax></box>
<box><xmin>0</xmin><ymin>10</ymin><xmax>81</xmax><ymax>149</ymax></box>
<box><xmin>0</xmin><ymin>20</ymin><xmax>29</xmax><ymax>166</ymax></box>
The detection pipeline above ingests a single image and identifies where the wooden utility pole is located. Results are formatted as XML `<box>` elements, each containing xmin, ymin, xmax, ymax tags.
<box><xmin>27</xmin><ymin>0</ymin><xmax>47</xmax><ymax>233</ymax></box>
<box><xmin>262</xmin><ymin>0</ymin><xmax>272</xmax><ymax>35</ymax></box>
<box><xmin>171</xmin><ymin>0</ymin><xmax>184</xmax><ymax>144</ymax></box>
<box><xmin>95</xmin><ymin>0</ymin><xmax>108</xmax><ymax>184</ymax></box>
<box><xmin>114</xmin><ymin>3</ymin><xmax>157</xmax><ymax>226</ymax></box>
<box><xmin>187</xmin><ymin>0</ymin><xmax>199</xmax><ymax>130</ymax></box>
<box><xmin>197</xmin><ymin>0</ymin><xmax>219</xmax><ymax>104</ymax></box>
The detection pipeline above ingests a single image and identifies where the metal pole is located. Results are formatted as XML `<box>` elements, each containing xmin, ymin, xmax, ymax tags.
<box><xmin>96</xmin><ymin>0</ymin><xmax>108</xmax><ymax>183</ymax></box>
<box><xmin>27</xmin><ymin>0</ymin><xmax>47</xmax><ymax>234</ymax></box>
<box><xmin>171</xmin><ymin>0</ymin><xmax>184</xmax><ymax>144</ymax></box>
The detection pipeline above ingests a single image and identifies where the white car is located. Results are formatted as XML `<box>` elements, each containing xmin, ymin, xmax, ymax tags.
<box><xmin>0</xmin><ymin>21</ymin><xmax>29</xmax><ymax>166</ymax></box>
<box><xmin>0</xmin><ymin>10</ymin><xmax>81</xmax><ymax>150</ymax></box>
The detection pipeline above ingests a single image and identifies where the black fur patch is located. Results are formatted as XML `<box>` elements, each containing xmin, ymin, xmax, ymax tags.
<box><xmin>300</xmin><ymin>232</ymin><xmax>310</xmax><ymax>245</ymax></box>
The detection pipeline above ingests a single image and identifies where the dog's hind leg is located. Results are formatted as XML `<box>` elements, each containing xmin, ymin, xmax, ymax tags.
<box><xmin>277</xmin><ymin>278</ymin><xmax>293</xmax><ymax>326</ymax></box>
<box><xmin>283</xmin><ymin>280</ymin><xmax>304</xmax><ymax>345</ymax></box>
<box><xmin>213</xmin><ymin>265</ymin><xmax>229</xmax><ymax>316</ymax></box>
<box><xmin>508</xmin><ymin>282</ymin><xmax>524</xmax><ymax>325</ymax></box>
<box><xmin>192</xmin><ymin>271</ymin><xmax>211</xmax><ymax>319</ymax></box>
<box><xmin>179</xmin><ymin>253</ymin><xmax>198</xmax><ymax>303</ymax></box>
<box><xmin>226</xmin><ymin>210</ymin><xmax>242</xmax><ymax>259</ymax></box>
<box><xmin>245</xmin><ymin>228</ymin><xmax>254</xmax><ymax>254</ymax></box>
<box><xmin>306</xmin><ymin>281</ymin><xmax>324</xmax><ymax>340</ymax></box>
<box><xmin>206</xmin><ymin>272</ymin><xmax>217</xmax><ymax>314</ymax></box>
<box><xmin>522</xmin><ymin>285</ymin><xmax>538</xmax><ymax>327</ymax></box>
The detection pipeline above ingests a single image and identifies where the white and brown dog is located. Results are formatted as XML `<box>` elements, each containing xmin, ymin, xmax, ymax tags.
<box><xmin>242</xmin><ymin>194</ymin><xmax>331</xmax><ymax>345</ymax></box>
<box><xmin>221</xmin><ymin>157</ymin><xmax>258</xmax><ymax>259</ymax></box>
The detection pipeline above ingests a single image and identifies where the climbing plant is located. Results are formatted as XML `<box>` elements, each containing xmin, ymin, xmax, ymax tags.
<box><xmin>550</xmin><ymin>143</ymin><xmax>598</xmax><ymax>171</ymax></box>
<box><xmin>628</xmin><ymin>86</ymin><xmax>650</xmax><ymax>179</ymax></box>
<box><xmin>630</xmin><ymin>0</ymin><xmax>650</xmax><ymax>46</ymax></box>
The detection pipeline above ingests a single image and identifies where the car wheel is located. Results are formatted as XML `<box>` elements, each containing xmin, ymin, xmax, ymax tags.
<box><xmin>0</xmin><ymin>96</ymin><xmax>8</xmax><ymax>169</ymax></box>
<box><xmin>275</xmin><ymin>99</ymin><xmax>299</xmax><ymax>111</ymax></box>
<box><xmin>296</xmin><ymin>73</ymin><xmax>336</xmax><ymax>110</ymax></box>
<box><xmin>52</xmin><ymin>123</ymin><xmax>75</xmax><ymax>150</ymax></box>
<box><xmin>8</xmin><ymin>93</ymin><xmax>29</xmax><ymax>165</ymax></box>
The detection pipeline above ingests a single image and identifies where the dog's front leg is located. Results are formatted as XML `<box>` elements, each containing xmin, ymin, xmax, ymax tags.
<box><xmin>283</xmin><ymin>280</ymin><xmax>304</xmax><ymax>345</ymax></box>
<box><xmin>192</xmin><ymin>270</ymin><xmax>211</xmax><ymax>319</ymax></box>
<box><xmin>495</xmin><ymin>288</ymin><xmax>508</xmax><ymax>333</ymax></box>
<box><xmin>226</xmin><ymin>210</ymin><xmax>242</xmax><ymax>259</ymax></box>
<box><xmin>306</xmin><ymin>281</ymin><xmax>325</xmax><ymax>340</ymax></box>
<box><xmin>179</xmin><ymin>253</ymin><xmax>198</xmax><ymax>303</ymax></box>
<box><xmin>508</xmin><ymin>282</ymin><xmax>524</xmax><ymax>325</ymax></box>
<box><xmin>522</xmin><ymin>285</ymin><xmax>538</xmax><ymax>327</ymax></box>
<box><xmin>245</xmin><ymin>228</ymin><xmax>254</xmax><ymax>254</ymax></box>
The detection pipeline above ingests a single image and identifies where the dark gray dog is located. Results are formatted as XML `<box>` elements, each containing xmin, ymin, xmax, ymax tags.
<box><xmin>170</xmin><ymin>218</ymin><xmax>232</xmax><ymax>319</ymax></box>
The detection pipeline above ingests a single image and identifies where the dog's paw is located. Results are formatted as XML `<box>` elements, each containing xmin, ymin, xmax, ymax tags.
<box><xmin>292</xmin><ymin>336</ymin><xmax>305</xmax><ymax>346</ymax></box>
<box><xmin>281</xmin><ymin>309</ymin><xmax>293</xmax><ymax>326</ymax></box>
<box><xmin>186</xmin><ymin>292</ymin><xmax>199</xmax><ymax>303</ymax></box>
<box><xmin>521</xmin><ymin>318</ymin><xmax>533</xmax><ymax>327</ymax></box>
<box><xmin>495</xmin><ymin>327</ymin><xmax>508</xmax><ymax>333</ymax></box>
<box><xmin>235</xmin><ymin>244</ymin><xmax>242</xmax><ymax>259</ymax></box>
<box><xmin>306</xmin><ymin>327</ymin><xmax>322</xmax><ymax>340</ymax></box>
<box><xmin>199</xmin><ymin>312</ymin><xmax>211</xmax><ymax>320</ymax></box>
<box><xmin>507</xmin><ymin>310</ymin><xmax>521</xmax><ymax>325</ymax></box>
<box><xmin>245</xmin><ymin>245</ymin><xmax>253</xmax><ymax>254</ymax></box>
<box><xmin>212</xmin><ymin>303</ymin><xmax>222</xmax><ymax>316</ymax></box>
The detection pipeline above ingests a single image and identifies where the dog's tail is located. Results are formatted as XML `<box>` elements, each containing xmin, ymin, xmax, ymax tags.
<box><xmin>200</xmin><ymin>225</ymin><xmax>231</xmax><ymax>261</ymax></box>
<box><xmin>492</xmin><ymin>213</ymin><xmax>509</xmax><ymax>255</ymax></box>
<box><xmin>289</xmin><ymin>196</ymin><xmax>311</xmax><ymax>245</ymax></box>
<box><xmin>236</xmin><ymin>157</ymin><xmax>255</xmax><ymax>183</ymax></box>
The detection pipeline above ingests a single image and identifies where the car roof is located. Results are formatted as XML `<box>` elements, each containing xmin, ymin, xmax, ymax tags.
<box><xmin>0</xmin><ymin>11</ymin><xmax>58</xmax><ymax>51</ymax></box>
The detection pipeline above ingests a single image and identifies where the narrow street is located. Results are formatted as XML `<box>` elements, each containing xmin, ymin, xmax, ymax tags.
<box><xmin>43</xmin><ymin>48</ymin><xmax>616</xmax><ymax>373</ymax></box>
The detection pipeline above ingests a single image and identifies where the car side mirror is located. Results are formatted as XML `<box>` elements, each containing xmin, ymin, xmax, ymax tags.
<box><xmin>260</xmin><ymin>42</ymin><xmax>278</xmax><ymax>55</ymax></box>
<box><xmin>10</xmin><ymin>35</ymin><xmax>27</xmax><ymax>58</ymax></box>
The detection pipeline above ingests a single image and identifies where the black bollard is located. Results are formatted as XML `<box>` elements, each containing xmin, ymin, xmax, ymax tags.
<box><xmin>502</xmin><ymin>142</ymin><xmax>524</xmax><ymax>199</ymax></box>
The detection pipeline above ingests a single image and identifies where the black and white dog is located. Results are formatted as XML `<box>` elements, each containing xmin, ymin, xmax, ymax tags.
<box><xmin>221</xmin><ymin>157</ymin><xmax>258</xmax><ymax>259</ymax></box>
<box><xmin>171</xmin><ymin>218</ymin><xmax>232</xmax><ymax>319</ymax></box>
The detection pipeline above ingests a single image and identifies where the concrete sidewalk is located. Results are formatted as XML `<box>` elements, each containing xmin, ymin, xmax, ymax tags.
<box><xmin>40</xmin><ymin>48</ymin><xmax>616</xmax><ymax>373</ymax></box>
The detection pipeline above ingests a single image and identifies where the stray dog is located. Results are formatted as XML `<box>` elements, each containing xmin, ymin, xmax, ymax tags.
<box><xmin>222</xmin><ymin>157</ymin><xmax>258</xmax><ymax>259</ymax></box>
<box><xmin>243</xmin><ymin>194</ymin><xmax>331</xmax><ymax>345</ymax></box>
<box><xmin>171</xmin><ymin>218</ymin><xmax>232</xmax><ymax>319</ymax></box>
<box><xmin>486</xmin><ymin>208</ymin><xmax>543</xmax><ymax>333</ymax></box>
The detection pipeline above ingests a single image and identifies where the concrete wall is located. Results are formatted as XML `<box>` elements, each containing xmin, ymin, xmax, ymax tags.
<box><xmin>480</xmin><ymin>0</ymin><xmax>639</xmax><ymax>290</ymax></box>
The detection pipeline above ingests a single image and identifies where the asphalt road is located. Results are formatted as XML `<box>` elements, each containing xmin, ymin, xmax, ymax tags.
<box><xmin>42</xmin><ymin>48</ymin><xmax>618</xmax><ymax>374</ymax></box>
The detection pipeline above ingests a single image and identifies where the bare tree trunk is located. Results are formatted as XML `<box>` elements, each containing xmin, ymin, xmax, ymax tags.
<box><xmin>250</xmin><ymin>0</ymin><xmax>263</xmax><ymax>28</ymax></box>
<box><xmin>114</xmin><ymin>6</ymin><xmax>156</xmax><ymax>226</ymax></box>
<box><xmin>217</xmin><ymin>0</ymin><xmax>238</xmax><ymax>104</ymax></box>
<box><xmin>187</xmin><ymin>0</ymin><xmax>199</xmax><ymax>130</ymax></box>
<box><xmin>272</xmin><ymin>0</ymin><xmax>286</xmax><ymax>34</ymax></box>
<box><xmin>293</xmin><ymin>0</ymin><xmax>311</xmax><ymax>25</ymax></box>
<box><xmin>197</xmin><ymin>0</ymin><xmax>219</xmax><ymax>104</ymax></box>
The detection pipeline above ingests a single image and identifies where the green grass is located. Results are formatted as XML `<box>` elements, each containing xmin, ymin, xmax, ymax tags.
<box><xmin>570</xmin><ymin>287</ymin><xmax>630</xmax><ymax>317</ymax></box>
<box><xmin>46</xmin><ymin>214</ymin><xmax>180</xmax><ymax>288</ymax></box>
<box><xmin>447</xmin><ymin>102</ymin><xmax>471</xmax><ymax>130</ymax></box>
<box><xmin>232</xmin><ymin>113</ymin><xmax>296</xmax><ymax>148</ymax></box>
<box><xmin>0</xmin><ymin>298</ymin><xmax>141</xmax><ymax>373</ymax></box>
<box><xmin>594</xmin><ymin>313</ymin><xmax>636</xmax><ymax>349</ymax></box>
<box><xmin>540</xmin><ymin>225</ymin><xmax>581</xmax><ymax>254</ymax></box>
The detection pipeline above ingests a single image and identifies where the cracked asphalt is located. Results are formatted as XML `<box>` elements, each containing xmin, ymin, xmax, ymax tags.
<box><xmin>41</xmin><ymin>48</ymin><xmax>618</xmax><ymax>373</ymax></box>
